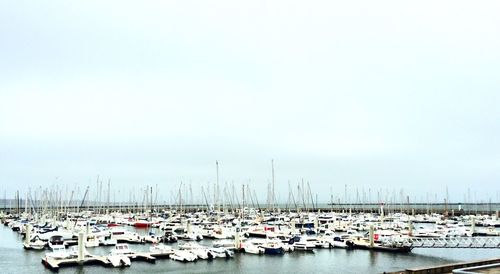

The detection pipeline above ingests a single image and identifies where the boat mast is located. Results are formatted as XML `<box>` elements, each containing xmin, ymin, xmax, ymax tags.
<box><xmin>107</xmin><ymin>179</ymin><xmax>110</xmax><ymax>214</ymax></box>
<box><xmin>271</xmin><ymin>159</ymin><xmax>275</xmax><ymax>212</ymax></box>
<box><xmin>216</xmin><ymin>161</ymin><xmax>220</xmax><ymax>213</ymax></box>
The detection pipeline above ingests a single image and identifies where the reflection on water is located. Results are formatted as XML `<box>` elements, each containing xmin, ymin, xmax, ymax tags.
<box><xmin>1</xmin><ymin>225</ymin><xmax>499</xmax><ymax>274</ymax></box>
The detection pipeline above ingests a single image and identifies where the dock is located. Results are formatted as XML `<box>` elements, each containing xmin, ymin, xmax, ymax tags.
<box><xmin>126</xmin><ymin>252</ymin><xmax>157</xmax><ymax>263</ymax></box>
<box><xmin>41</xmin><ymin>255</ymin><xmax>111</xmax><ymax>271</ymax></box>
<box><xmin>40</xmin><ymin>252</ymin><xmax>172</xmax><ymax>271</ymax></box>
<box><xmin>385</xmin><ymin>257</ymin><xmax>500</xmax><ymax>274</ymax></box>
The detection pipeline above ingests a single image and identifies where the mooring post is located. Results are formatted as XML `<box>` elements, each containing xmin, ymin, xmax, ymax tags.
<box><xmin>471</xmin><ymin>216</ymin><xmax>476</xmax><ymax>235</ymax></box>
<box><xmin>86</xmin><ymin>221</ymin><xmax>90</xmax><ymax>244</ymax></box>
<box><xmin>24</xmin><ymin>224</ymin><xmax>31</xmax><ymax>246</ymax></box>
<box><xmin>408</xmin><ymin>220</ymin><xmax>413</xmax><ymax>237</ymax></box>
<box><xmin>234</xmin><ymin>226</ymin><xmax>241</xmax><ymax>250</ymax></box>
<box><xmin>187</xmin><ymin>220</ymin><xmax>192</xmax><ymax>234</ymax></box>
<box><xmin>78</xmin><ymin>231</ymin><xmax>84</xmax><ymax>263</ymax></box>
<box><xmin>369</xmin><ymin>225</ymin><xmax>374</xmax><ymax>248</ymax></box>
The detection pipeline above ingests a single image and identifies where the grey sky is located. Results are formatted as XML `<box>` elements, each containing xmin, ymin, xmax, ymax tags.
<box><xmin>1</xmin><ymin>1</ymin><xmax>499</xmax><ymax>203</ymax></box>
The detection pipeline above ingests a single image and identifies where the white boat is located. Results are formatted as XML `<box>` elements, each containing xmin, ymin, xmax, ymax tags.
<box><xmin>25</xmin><ymin>239</ymin><xmax>46</xmax><ymax>250</ymax></box>
<box><xmin>107</xmin><ymin>243</ymin><xmax>133</xmax><ymax>267</ymax></box>
<box><xmin>107</xmin><ymin>254</ymin><xmax>131</xmax><ymax>267</ymax></box>
<box><xmin>48</xmin><ymin>235</ymin><xmax>65</xmax><ymax>249</ymax></box>
<box><xmin>332</xmin><ymin>236</ymin><xmax>348</xmax><ymax>248</ymax></box>
<box><xmin>110</xmin><ymin>229</ymin><xmax>144</xmax><ymax>243</ymax></box>
<box><xmin>99</xmin><ymin>235</ymin><xmax>117</xmax><ymax>246</ymax></box>
<box><xmin>144</xmin><ymin>232</ymin><xmax>161</xmax><ymax>243</ymax></box>
<box><xmin>292</xmin><ymin>241</ymin><xmax>315</xmax><ymax>251</ymax></box>
<box><xmin>177</xmin><ymin>232</ymin><xmax>203</xmax><ymax>241</ymax></box>
<box><xmin>149</xmin><ymin>244</ymin><xmax>174</xmax><ymax>255</ymax></box>
<box><xmin>282</xmin><ymin>243</ymin><xmax>295</xmax><ymax>252</ymax></box>
<box><xmin>178</xmin><ymin>242</ymin><xmax>204</xmax><ymax>250</ymax></box>
<box><xmin>170</xmin><ymin>250</ymin><xmax>198</xmax><ymax>262</ymax></box>
<box><xmin>212</xmin><ymin>239</ymin><xmax>234</xmax><ymax>248</ymax></box>
<box><xmin>315</xmin><ymin>238</ymin><xmax>333</xmax><ymax>248</ymax></box>
<box><xmin>45</xmin><ymin>245</ymin><xmax>71</xmax><ymax>260</ymax></box>
<box><xmin>209</xmin><ymin>247</ymin><xmax>234</xmax><ymax>258</ymax></box>
<box><xmin>242</xmin><ymin>243</ymin><xmax>264</xmax><ymax>255</ymax></box>
<box><xmin>85</xmin><ymin>237</ymin><xmax>100</xmax><ymax>248</ymax></box>
<box><xmin>38</xmin><ymin>231</ymin><xmax>74</xmax><ymax>242</ymax></box>
<box><xmin>111</xmin><ymin>243</ymin><xmax>134</xmax><ymax>255</ymax></box>
<box><xmin>68</xmin><ymin>245</ymin><xmax>90</xmax><ymax>258</ymax></box>
<box><xmin>189</xmin><ymin>248</ymin><xmax>210</xmax><ymax>259</ymax></box>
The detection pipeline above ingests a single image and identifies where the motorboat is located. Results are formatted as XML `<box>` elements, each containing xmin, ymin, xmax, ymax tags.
<box><xmin>209</xmin><ymin>247</ymin><xmax>234</xmax><ymax>258</ymax></box>
<box><xmin>48</xmin><ymin>235</ymin><xmax>65</xmax><ymax>249</ymax></box>
<box><xmin>107</xmin><ymin>254</ymin><xmax>131</xmax><ymax>267</ymax></box>
<box><xmin>68</xmin><ymin>245</ymin><xmax>90</xmax><ymax>258</ymax></box>
<box><xmin>177</xmin><ymin>232</ymin><xmax>203</xmax><ymax>241</ymax></box>
<box><xmin>85</xmin><ymin>236</ymin><xmax>100</xmax><ymax>248</ymax></box>
<box><xmin>107</xmin><ymin>243</ymin><xmax>133</xmax><ymax>267</ymax></box>
<box><xmin>260</xmin><ymin>239</ymin><xmax>284</xmax><ymax>255</ymax></box>
<box><xmin>212</xmin><ymin>239</ymin><xmax>234</xmax><ymax>248</ymax></box>
<box><xmin>23</xmin><ymin>236</ymin><xmax>47</xmax><ymax>250</ymax></box>
<box><xmin>149</xmin><ymin>243</ymin><xmax>174</xmax><ymax>255</ymax></box>
<box><xmin>99</xmin><ymin>235</ymin><xmax>117</xmax><ymax>246</ymax></box>
<box><xmin>189</xmin><ymin>248</ymin><xmax>211</xmax><ymax>260</ymax></box>
<box><xmin>332</xmin><ymin>236</ymin><xmax>348</xmax><ymax>248</ymax></box>
<box><xmin>161</xmin><ymin>231</ymin><xmax>178</xmax><ymax>243</ymax></box>
<box><xmin>170</xmin><ymin>250</ymin><xmax>198</xmax><ymax>262</ymax></box>
<box><xmin>110</xmin><ymin>229</ymin><xmax>144</xmax><ymax>243</ymax></box>
<box><xmin>144</xmin><ymin>233</ymin><xmax>161</xmax><ymax>243</ymax></box>
<box><xmin>45</xmin><ymin>245</ymin><xmax>71</xmax><ymax>260</ymax></box>
<box><xmin>111</xmin><ymin>243</ymin><xmax>134</xmax><ymax>255</ymax></box>
<box><xmin>292</xmin><ymin>239</ymin><xmax>315</xmax><ymax>251</ymax></box>
<box><xmin>242</xmin><ymin>243</ymin><xmax>264</xmax><ymax>255</ymax></box>
<box><xmin>178</xmin><ymin>242</ymin><xmax>204</xmax><ymax>250</ymax></box>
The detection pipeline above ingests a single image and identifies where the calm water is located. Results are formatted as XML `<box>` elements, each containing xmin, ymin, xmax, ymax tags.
<box><xmin>1</xmin><ymin>225</ymin><xmax>499</xmax><ymax>274</ymax></box>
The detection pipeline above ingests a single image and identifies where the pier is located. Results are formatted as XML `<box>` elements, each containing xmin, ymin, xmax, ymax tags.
<box><xmin>385</xmin><ymin>257</ymin><xmax>500</xmax><ymax>274</ymax></box>
<box><xmin>42</xmin><ymin>255</ymin><xmax>111</xmax><ymax>271</ymax></box>
<box><xmin>408</xmin><ymin>237</ymin><xmax>500</xmax><ymax>249</ymax></box>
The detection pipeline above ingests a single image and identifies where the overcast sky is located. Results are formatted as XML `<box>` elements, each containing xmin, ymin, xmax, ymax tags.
<box><xmin>1</xmin><ymin>1</ymin><xmax>499</xmax><ymax>203</ymax></box>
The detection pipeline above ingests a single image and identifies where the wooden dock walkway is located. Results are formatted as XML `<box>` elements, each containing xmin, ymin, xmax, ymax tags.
<box><xmin>126</xmin><ymin>252</ymin><xmax>157</xmax><ymax>263</ymax></box>
<box><xmin>384</xmin><ymin>257</ymin><xmax>500</xmax><ymax>274</ymax></box>
<box><xmin>41</xmin><ymin>251</ymin><xmax>172</xmax><ymax>271</ymax></box>
<box><xmin>41</xmin><ymin>255</ymin><xmax>110</xmax><ymax>271</ymax></box>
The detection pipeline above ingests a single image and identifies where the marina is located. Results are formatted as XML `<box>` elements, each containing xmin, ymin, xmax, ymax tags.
<box><xmin>1</xmin><ymin>202</ymin><xmax>499</xmax><ymax>273</ymax></box>
<box><xmin>2</xmin><ymin>1</ymin><xmax>500</xmax><ymax>274</ymax></box>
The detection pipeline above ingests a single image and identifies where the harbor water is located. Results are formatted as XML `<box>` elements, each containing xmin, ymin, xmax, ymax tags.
<box><xmin>1</xmin><ymin>225</ymin><xmax>499</xmax><ymax>274</ymax></box>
